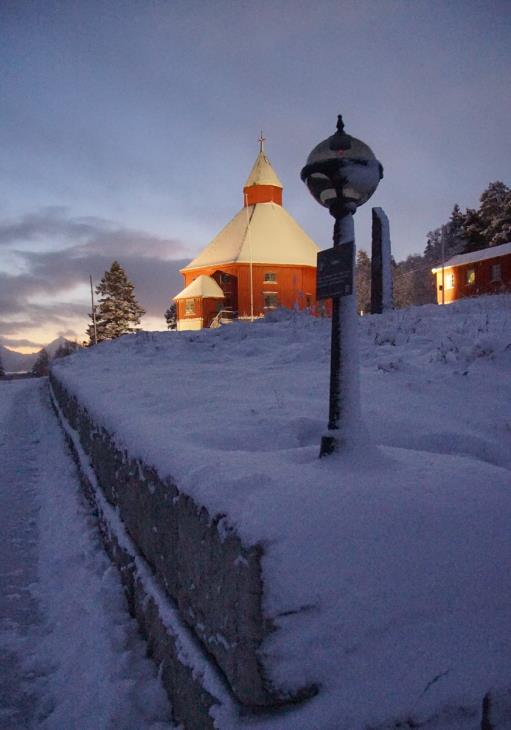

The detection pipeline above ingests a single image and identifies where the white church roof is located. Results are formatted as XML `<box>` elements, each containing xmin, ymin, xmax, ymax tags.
<box><xmin>182</xmin><ymin>203</ymin><xmax>320</xmax><ymax>271</ymax></box>
<box><xmin>173</xmin><ymin>275</ymin><xmax>224</xmax><ymax>300</ymax></box>
<box><xmin>244</xmin><ymin>151</ymin><xmax>283</xmax><ymax>189</ymax></box>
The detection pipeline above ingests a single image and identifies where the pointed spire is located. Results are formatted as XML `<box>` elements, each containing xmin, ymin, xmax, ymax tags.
<box><xmin>243</xmin><ymin>134</ymin><xmax>283</xmax><ymax>206</ymax></box>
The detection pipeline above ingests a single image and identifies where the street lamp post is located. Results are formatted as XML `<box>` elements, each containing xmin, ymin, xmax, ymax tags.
<box><xmin>301</xmin><ymin>115</ymin><xmax>383</xmax><ymax>456</ymax></box>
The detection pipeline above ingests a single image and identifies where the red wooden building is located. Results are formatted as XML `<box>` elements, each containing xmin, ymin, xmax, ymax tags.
<box><xmin>174</xmin><ymin>139</ymin><xmax>319</xmax><ymax>330</ymax></box>
<box><xmin>432</xmin><ymin>242</ymin><xmax>511</xmax><ymax>304</ymax></box>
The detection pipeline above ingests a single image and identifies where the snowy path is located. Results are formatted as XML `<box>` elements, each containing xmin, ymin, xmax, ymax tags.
<box><xmin>0</xmin><ymin>379</ymin><xmax>172</xmax><ymax>729</ymax></box>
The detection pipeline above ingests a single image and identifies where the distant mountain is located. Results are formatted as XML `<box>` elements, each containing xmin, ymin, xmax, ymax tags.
<box><xmin>1</xmin><ymin>337</ymin><xmax>80</xmax><ymax>373</ymax></box>
<box><xmin>0</xmin><ymin>346</ymin><xmax>37</xmax><ymax>374</ymax></box>
<box><xmin>45</xmin><ymin>336</ymin><xmax>74</xmax><ymax>359</ymax></box>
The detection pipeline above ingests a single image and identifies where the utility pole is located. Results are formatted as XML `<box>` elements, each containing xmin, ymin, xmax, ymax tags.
<box><xmin>244</xmin><ymin>192</ymin><xmax>255</xmax><ymax>321</ymax></box>
<box><xmin>89</xmin><ymin>275</ymin><xmax>98</xmax><ymax>345</ymax></box>
<box><xmin>441</xmin><ymin>226</ymin><xmax>446</xmax><ymax>305</ymax></box>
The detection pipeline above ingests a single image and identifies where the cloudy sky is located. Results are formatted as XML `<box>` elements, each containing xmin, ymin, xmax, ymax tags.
<box><xmin>1</xmin><ymin>0</ymin><xmax>510</xmax><ymax>352</ymax></box>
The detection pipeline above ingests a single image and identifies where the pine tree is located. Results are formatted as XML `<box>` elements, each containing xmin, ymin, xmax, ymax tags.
<box><xmin>31</xmin><ymin>348</ymin><xmax>50</xmax><ymax>377</ymax></box>
<box><xmin>424</xmin><ymin>207</ymin><xmax>467</xmax><ymax>264</ymax></box>
<box><xmin>355</xmin><ymin>250</ymin><xmax>371</xmax><ymax>315</ymax></box>
<box><xmin>87</xmin><ymin>261</ymin><xmax>145</xmax><ymax>344</ymax></box>
<box><xmin>164</xmin><ymin>302</ymin><xmax>177</xmax><ymax>330</ymax></box>
<box><xmin>393</xmin><ymin>255</ymin><xmax>435</xmax><ymax>309</ymax></box>
<box><xmin>447</xmin><ymin>204</ymin><xmax>468</xmax><ymax>254</ymax></box>
<box><xmin>463</xmin><ymin>208</ymin><xmax>486</xmax><ymax>252</ymax></box>
<box><xmin>479</xmin><ymin>181</ymin><xmax>511</xmax><ymax>247</ymax></box>
<box><xmin>424</xmin><ymin>228</ymin><xmax>442</xmax><ymax>264</ymax></box>
<box><xmin>0</xmin><ymin>354</ymin><xmax>5</xmax><ymax>377</ymax></box>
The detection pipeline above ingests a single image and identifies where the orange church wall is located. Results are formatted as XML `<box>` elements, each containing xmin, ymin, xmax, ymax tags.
<box><xmin>243</xmin><ymin>185</ymin><xmax>282</xmax><ymax>206</ymax></box>
<box><xmin>181</xmin><ymin>263</ymin><xmax>317</xmax><ymax>320</ymax></box>
<box><xmin>176</xmin><ymin>296</ymin><xmax>222</xmax><ymax>327</ymax></box>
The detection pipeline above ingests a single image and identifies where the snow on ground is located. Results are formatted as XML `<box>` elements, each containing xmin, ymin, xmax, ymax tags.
<box><xmin>0</xmin><ymin>379</ymin><xmax>172</xmax><ymax>729</ymax></box>
<box><xmin>50</xmin><ymin>294</ymin><xmax>511</xmax><ymax>728</ymax></box>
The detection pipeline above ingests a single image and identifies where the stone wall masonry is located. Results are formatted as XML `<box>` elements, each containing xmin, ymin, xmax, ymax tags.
<box><xmin>49</xmin><ymin>373</ymin><xmax>314</xmax><ymax>713</ymax></box>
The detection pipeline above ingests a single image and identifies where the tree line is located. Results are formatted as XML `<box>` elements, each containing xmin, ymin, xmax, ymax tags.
<box><xmin>356</xmin><ymin>180</ymin><xmax>511</xmax><ymax>312</ymax></box>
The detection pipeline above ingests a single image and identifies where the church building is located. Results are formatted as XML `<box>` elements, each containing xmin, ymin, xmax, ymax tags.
<box><xmin>174</xmin><ymin>137</ymin><xmax>320</xmax><ymax>330</ymax></box>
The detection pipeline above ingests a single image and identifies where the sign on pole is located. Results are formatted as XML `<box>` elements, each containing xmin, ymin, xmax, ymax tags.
<box><xmin>316</xmin><ymin>243</ymin><xmax>354</xmax><ymax>300</ymax></box>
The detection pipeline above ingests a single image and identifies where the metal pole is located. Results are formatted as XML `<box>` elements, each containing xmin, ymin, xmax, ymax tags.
<box><xmin>441</xmin><ymin>226</ymin><xmax>445</xmax><ymax>305</ymax></box>
<box><xmin>89</xmin><ymin>275</ymin><xmax>98</xmax><ymax>345</ymax></box>
<box><xmin>320</xmin><ymin>210</ymin><xmax>359</xmax><ymax>457</ymax></box>
<box><xmin>244</xmin><ymin>192</ymin><xmax>255</xmax><ymax>321</ymax></box>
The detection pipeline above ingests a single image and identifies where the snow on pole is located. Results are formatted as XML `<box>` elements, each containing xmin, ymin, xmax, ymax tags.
<box><xmin>326</xmin><ymin>212</ymin><xmax>363</xmax><ymax>451</ymax></box>
<box><xmin>300</xmin><ymin>114</ymin><xmax>383</xmax><ymax>456</ymax></box>
<box><xmin>371</xmin><ymin>207</ymin><xmax>393</xmax><ymax>314</ymax></box>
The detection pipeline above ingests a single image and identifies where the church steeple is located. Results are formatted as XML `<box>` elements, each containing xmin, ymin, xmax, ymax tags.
<box><xmin>243</xmin><ymin>133</ymin><xmax>283</xmax><ymax>207</ymax></box>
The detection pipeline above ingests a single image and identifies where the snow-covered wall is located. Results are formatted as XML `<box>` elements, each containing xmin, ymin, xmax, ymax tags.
<box><xmin>47</xmin><ymin>297</ymin><xmax>511</xmax><ymax>729</ymax></box>
<box><xmin>49</xmin><ymin>374</ymin><xmax>312</xmax><ymax>714</ymax></box>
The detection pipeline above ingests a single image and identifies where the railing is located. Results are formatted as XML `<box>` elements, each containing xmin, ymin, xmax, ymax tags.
<box><xmin>209</xmin><ymin>309</ymin><xmax>237</xmax><ymax>328</ymax></box>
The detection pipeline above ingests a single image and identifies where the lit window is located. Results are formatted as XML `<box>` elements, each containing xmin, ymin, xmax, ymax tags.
<box><xmin>491</xmin><ymin>263</ymin><xmax>502</xmax><ymax>282</ymax></box>
<box><xmin>185</xmin><ymin>299</ymin><xmax>195</xmax><ymax>315</ymax></box>
<box><xmin>466</xmin><ymin>268</ymin><xmax>475</xmax><ymax>285</ymax></box>
<box><xmin>264</xmin><ymin>292</ymin><xmax>279</xmax><ymax>309</ymax></box>
<box><xmin>446</xmin><ymin>273</ymin><xmax>455</xmax><ymax>290</ymax></box>
<box><xmin>264</xmin><ymin>272</ymin><xmax>277</xmax><ymax>283</ymax></box>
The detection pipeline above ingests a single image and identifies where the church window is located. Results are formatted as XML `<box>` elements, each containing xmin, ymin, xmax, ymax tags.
<box><xmin>466</xmin><ymin>268</ymin><xmax>475</xmax><ymax>286</ymax></box>
<box><xmin>264</xmin><ymin>292</ymin><xmax>279</xmax><ymax>309</ymax></box>
<box><xmin>264</xmin><ymin>272</ymin><xmax>277</xmax><ymax>283</ymax></box>
<box><xmin>185</xmin><ymin>299</ymin><xmax>195</xmax><ymax>315</ymax></box>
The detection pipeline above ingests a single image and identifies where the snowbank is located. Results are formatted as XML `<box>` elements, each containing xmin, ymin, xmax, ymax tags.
<box><xmin>51</xmin><ymin>295</ymin><xmax>511</xmax><ymax>728</ymax></box>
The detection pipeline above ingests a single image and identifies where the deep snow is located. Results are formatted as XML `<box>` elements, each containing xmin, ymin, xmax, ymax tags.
<box><xmin>0</xmin><ymin>379</ymin><xmax>173</xmax><ymax>729</ymax></box>
<box><xmin>49</xmin><ymin>294</ymin><xmax>511</xmax><ymax>728</ymax></box>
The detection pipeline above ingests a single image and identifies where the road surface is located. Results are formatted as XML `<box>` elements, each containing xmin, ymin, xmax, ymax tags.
<box><xmin>0</xmin><ymin>379</ymin><xmax>171</xmax><ymax>729</ymax></box>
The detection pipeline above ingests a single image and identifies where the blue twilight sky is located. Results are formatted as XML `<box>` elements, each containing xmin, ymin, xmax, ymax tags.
<box><xmin>1</xmin><ymin>0</ymin><xmax>510</xmax><ymax>351</ymax></box>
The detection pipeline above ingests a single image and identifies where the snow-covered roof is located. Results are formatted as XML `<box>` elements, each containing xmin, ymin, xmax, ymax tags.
<box><xmin>173</xmin><ymin>275</ymin><xmax>224</xmax><ymax>300</ymax></box>
<box><xmin>244</xmin><ymin>151</ymin><xmax>283</xmax><ymax>189</ymax></box>
<box><xmin>436</xmin><ymin>241</ymin><xmax>511</xmax><ymax>270</ymax></box>
<box><xmin>182</xmin><ymin>203</ymin><xmax>319</xmax><ymax>271</ymax></box>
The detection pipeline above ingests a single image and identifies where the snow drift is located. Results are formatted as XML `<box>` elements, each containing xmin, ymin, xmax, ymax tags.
<box><xmin>50</xmin><ymin>294</ymin><xmax>511</xmax><ymax>729</ymax></box>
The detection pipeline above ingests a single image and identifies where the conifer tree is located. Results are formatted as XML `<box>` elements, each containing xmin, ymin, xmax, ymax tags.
<box><xmin>0</xmin><ymin>354</ymin><xmax>5</xmax><ymax>377</ymax></box>
<box><xmin>31</xmin><ymin>348</ymin><xmax>50</xmax><ymax>377</ymax></box>
<box><xmin>463</xmin><ymin>208</ymin><xmax>486</xmax><ymax>253</ymax></box>
<box><xmin>355</xmin><ymin>250</ymin><xmax>371</xmax><ymax>315</ymax></box>
<box><xmin>393</xmin><ymin>255</ymin><xmax>436</xmax><ymax>309</ymax></box>
<box><xmin>424</xmin><ymin>207</ymin><xmax>467</xmax><ymax>264</ymax></box>
<box><xmin>447</xmin><ymin>204</ymin><xmax>468</xmax><ymax>254</ymax></box>
<box><xmin>479</xmin><ymin>181</ymin><xmax>511</xmax><ymax>247</ymax></box>
<box><xmin>87</xmin><ymin>261</ymin><xmax>145</xmax><ymax>344</ymax></box>
<box><xmin>164</xmin><ymin>302</ymin><xmax>177</xmax><ymax>330</ymax></box>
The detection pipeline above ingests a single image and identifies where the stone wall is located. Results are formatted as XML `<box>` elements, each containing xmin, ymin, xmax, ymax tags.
<box><xmin>49</xmin><ymin>373</ymin><xmax>313</xmax><ymax>721</ymax></box>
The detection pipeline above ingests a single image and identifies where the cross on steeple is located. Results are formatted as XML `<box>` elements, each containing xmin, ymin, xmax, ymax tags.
<box><xmin>258</xmin><ymin>130</ymin><xmax>266</xmax><ymax>153</ymax></box>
